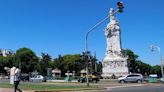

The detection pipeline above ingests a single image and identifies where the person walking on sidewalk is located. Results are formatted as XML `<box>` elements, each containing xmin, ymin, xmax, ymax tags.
<box><xmin>14</xmin><ymin>67</ymin><xmax>22</xmax><ymax>92</ymax></box>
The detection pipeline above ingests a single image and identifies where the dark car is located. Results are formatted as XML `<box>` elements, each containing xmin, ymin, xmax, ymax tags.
<box><xmin>78</xmin><ymin>75</ymin><xmax>99</xmax><ymax>83</ymax></box>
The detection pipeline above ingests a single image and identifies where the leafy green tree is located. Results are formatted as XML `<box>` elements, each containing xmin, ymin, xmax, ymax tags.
<box><xmin>87</xmin><ymin>54</ymin><xmax>102</xmax><ymax>74</ymax></box>
<box><xmin>0</xmin><ymin>49</ymin><xmax>2</xmax><ymax>56</ymax></box>
<box><xmin>121</xmin><ymin>49</ymin><xmax>139</xmax><ymax>73</ymax></box>
<box><xmin>121</xmin><ymin>49</ymin><xmax>162</xmax><ymax>76</ymax></box>
<box><xmin>0</xmin><ymin>56</ymin><xmax>4</xmax><ymax>74</ymax></box>
<box><xmin>53</xmin><ymin>54</ymin><xmax>84</xmax><ymax>76</ymax></box>
<box><xmin>14</xmin><ymin>48</ymin><xmax>38</xmax><ymax>73</ymax></box>
<box><xmin>53</xmin><ymin>55</ymin><xmax>64</xmax><ymax>72</ymax></box>
<box><xmin>151</xmin><ymin>65</ymin><xmax>161</xmax><ymax>76</ymax></box>
<box><xmin>38</xmin><ymin>53</ymin><xmax>52</xmax><ymax>75</ymax></box>
<box><xmin>62</xmin><ymin>54</ymin><xmax>79</xmax><ymax>71</ymax></box>
<box><xmin>136</xmin><ymin>60</ymin><xmax>151</xmax><ymax>75</ymax></box>
<box><xmin>2</xmin><ymin>56</ymin><xmax>14</xmax><ymax>68</ymax></box>
<box><xmin>97</xmin><ymin>61</ymin><xmax>102</xmax><ymax>74</ymax></box>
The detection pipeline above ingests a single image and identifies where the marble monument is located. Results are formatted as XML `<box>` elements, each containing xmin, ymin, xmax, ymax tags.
<box><xmin>102</xmin><ymin>8</ymin><xmax>129</xmax><ymax>78</ymax></box>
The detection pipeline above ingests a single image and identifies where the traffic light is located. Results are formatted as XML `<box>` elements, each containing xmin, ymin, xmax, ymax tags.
<box><xmin>80</xmin><ymin>51</ymin><xmax>90</xmax><ymax>61</ymax></box>
<box><xmin>117</xmin><ymin>1</ymin><xmax>124</xmax><ymax>13</ymax></box>
<box><xmin>80</xmin><ymin>53</ymin><xmax>85</xmax><ymax>60</ymax></box>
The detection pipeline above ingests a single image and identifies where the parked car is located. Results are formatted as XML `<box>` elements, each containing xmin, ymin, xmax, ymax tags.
<box><xmin>78</xmin><ymin>75</ymin><xmax>99</xmax><ymax>83</ymax></box>
<box><xmin>21</xmin><ymin>75</ymin><xmax>29</xmax><ymax>81</ymax></box>
<box><xmin>160</xmin><ymin>78</ymin><xmax>164</xmax><ymax>83</ymax></box>
<box><xmin>20</xmin><ymin>73</ymin><xmax>30</xmax><ymax>81</ymax></box>
<box><xmin>29</xmin><ymin>75</ymin><xmax>46</xmax><ymax>82</ymax></box>
<box><xmin>118</xmin><ymin>74</ymin><xmax>144</xmax><ymax>83</ymax></box>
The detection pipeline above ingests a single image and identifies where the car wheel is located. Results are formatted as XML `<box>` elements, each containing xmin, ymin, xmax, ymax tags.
<box><xmin>137</xmin><ymin>80</ymin><xmax>142</xmax><ymax>83</ymax></box>
<box><xmin>120</xmin><ymin>80</ymin><xmax>125</xmax><ymax>83</ymax></box>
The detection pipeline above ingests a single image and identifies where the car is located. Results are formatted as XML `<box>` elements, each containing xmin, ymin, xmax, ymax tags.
<box><xmin>160</xmin><ymin>78</ymin><xmax>164</xmax><ymax>83</ymax></box>
<box><xmin>118</xmin><ymin>74</ymin><xmax>144</xmax><ymax>83</ymax></box>
<box><xmin>29</xmin><ymin>75</ymin><xmax>46</xmax><ymax>82</ymax></box>
<box><xmin>21</xmin><ymin>73</ymin><xmax>30</xmax><ymax>81</ymax></box>
<box><xmin>21</xmin><ymin>75</ymin><xmax>29</xmax><ymax>81</ymax></box>
<box><xmin>78</xmin><ymin>75</ymin><xmax>99</xmax><ymax>83</ymax></box>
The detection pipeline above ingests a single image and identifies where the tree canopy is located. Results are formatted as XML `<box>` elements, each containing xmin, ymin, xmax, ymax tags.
<box><xmin>15</xmin><ymin>48</ymin><xmax>38</xmax><ymax>73</ymax></box>
<box><xmin>0</xmin><ymin>48</ymin><xmax>162</xmax><ymax>77</ymax></box>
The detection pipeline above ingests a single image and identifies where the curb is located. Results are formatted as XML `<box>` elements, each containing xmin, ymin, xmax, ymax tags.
<box><xmin>105</xmin><ymin>84</ymin><xmax>144</xmax><ymax>90</ymax></box>
<box><xmin>34</xmin><ymin>88</ymin><xmax>105</xmax><ymax>92</ymax></box>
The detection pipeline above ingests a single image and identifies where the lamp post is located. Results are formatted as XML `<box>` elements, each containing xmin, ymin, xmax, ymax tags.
<box><xmin>150</xmin><ymin>45</ymin><xmax>164</xmax><ymax>81</ymax></box>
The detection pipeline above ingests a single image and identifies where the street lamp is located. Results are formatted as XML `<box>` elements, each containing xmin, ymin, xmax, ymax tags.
<box><xmin>150</xmin><ymin>45</ymin><xmax>164</xmax><ymax>81</ymax></box>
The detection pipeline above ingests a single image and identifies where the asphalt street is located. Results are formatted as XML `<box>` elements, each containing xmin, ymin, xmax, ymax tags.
<box><xmin>93</xmin><ymin>85</ymin><xmax>164</xmax><ymax>92</ymax></box>
<box><xmin>1</xmin><ymin>79</ymin><xmax>164</xmax><ymax>92</ymax></box>
<box><xmin>0</xmin><ymin>79</ymin><xmax>9</xmax><ymax>83</ymax></box>
<box><xmin>112</xmin><ymin>85</ymin><xmax>164</xmax><ymax>92</ymax></box>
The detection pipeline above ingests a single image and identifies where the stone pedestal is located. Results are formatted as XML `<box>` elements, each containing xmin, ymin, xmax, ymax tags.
<box><xmin>102</xmin><ymin>57</ymin><xmax>129</xmax><ymax>78</ymax></box>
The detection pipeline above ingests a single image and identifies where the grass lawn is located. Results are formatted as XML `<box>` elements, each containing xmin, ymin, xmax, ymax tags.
<box><xmin>0</xmin><ymin>83</ymin><xmax>100</xmax><ymax>91</ymax></box>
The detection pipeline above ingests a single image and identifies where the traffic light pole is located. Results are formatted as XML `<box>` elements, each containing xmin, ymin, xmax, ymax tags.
<box><xmin>84</xmin><ymin>9</ymin><xmax>120</xmax><ymax>87</ymax></box>
<box><xmin>85</xmin><ymin>57</ymin><xmax>89</xmax><ymax>87</ymax></box>
<box><xmin>85</xmin><ymin>16</ymin><xmax>108</xmax><ymax>87</ymax></box>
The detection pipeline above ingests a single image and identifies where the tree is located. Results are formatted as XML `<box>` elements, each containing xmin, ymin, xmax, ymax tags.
<box><xmin>122</xmin><ymin>49</ymin><xmax>139</xmax><ymax>73</ymax></box>
<box><xmin>0</xmin><ymin>56</ymin><xmax>4</xmax><ymax>74</ymax></box>
<box><xmin>53</xmin><ymin>54</ymin><xmax>84</xmax><ymax>76</ymax></box>
<box><xmin>38</xmin><ymin>53</ymin><xmax>52</xmax><ymax>75</ymax></box>
<box><xmin>0</xmin><ymin>49</ymin><xmax>2</xmax><ymax>56</ymax></box>
<box><xmin>0</xmin><ymin>54</ymin><xmax>16</xmax><ymax>75</ymax></box>
<box><xmin>87</xmin><ymin>54</ymin><xmax>101</xmax><ymax>74</ymax></box>
<box><xmin>136</xmin><ymin>60</ymin><xmax>151</xmax><ymax>75</ymax></box>
<box><xmin>97</xmin><ymin>61</ymin><xmax>103</xmax><ymax>74</ymax></box>
<box><xmin>14</xmin><ymin>48</ymin><xmax>38</xmax><ymax>73</ymax></box>
<box><xmin>53</xmin><ymin>55</ymin><xmax>64</xmax><ymax>73</ymax></box>
<box><xmin>151</xmin><ymin>65</ymin><xmax>161</xmax><ymax>77</ymax></box>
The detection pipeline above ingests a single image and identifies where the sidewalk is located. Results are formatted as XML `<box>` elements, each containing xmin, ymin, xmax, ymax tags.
<box><xmin>0</xmin><ymin>88</ymin><xmax>34</xmax><ymax>92</ymax></box>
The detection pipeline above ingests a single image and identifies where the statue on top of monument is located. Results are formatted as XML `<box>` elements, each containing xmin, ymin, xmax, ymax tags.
<box><xmin>105</xmin><ymin>8</ymin><xmax>122</xmax><ymax>58</ymax></box>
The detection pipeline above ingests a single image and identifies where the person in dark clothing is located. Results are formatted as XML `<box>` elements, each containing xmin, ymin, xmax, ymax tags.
<box><xmin>14</xmin><ymin>67</ymin><xmax>22</xmax><ymax>92</ymax></box>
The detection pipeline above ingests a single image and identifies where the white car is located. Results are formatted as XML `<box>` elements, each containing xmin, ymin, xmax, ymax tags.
<box><xmin>160</xmin><ymin>78</ymin><xmax>164</xmax><ymax>83</ymax></box>
<box><xmin>30</xmin><ymin>75</ymin><xmax>46</xmax><ymax>82</ymax></box>
<box><xmin>118</xmin><ymin>74</ymin><xmax>144</xmax><ymax>83</ymax></box>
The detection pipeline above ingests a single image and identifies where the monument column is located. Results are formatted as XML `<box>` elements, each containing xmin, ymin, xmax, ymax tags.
<box><xmin>102</xmin><ymin>2</ymin><xmax>129</xmax><ymax>78</ymax></box>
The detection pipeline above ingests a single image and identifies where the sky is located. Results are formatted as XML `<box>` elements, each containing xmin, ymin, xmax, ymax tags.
<box><xmin>0</xmin><ymin>0</ymin><xmax>164</xmax><ymax>65</ymax></box>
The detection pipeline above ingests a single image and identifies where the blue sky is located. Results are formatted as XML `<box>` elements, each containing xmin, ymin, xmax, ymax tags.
<box><xmin>0</xmin><ymin>0</ymin><xmax>164</xmax><ymax>65</ymax></box>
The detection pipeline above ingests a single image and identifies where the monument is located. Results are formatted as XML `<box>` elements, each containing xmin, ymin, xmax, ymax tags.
<box><xmin>102</xmin><ymin>2</ymin><xmax>129</xmax><ymax>78</ymax></box>
<box><xmin>10</xmin><ymin>66</ymin><xmax>16</xmax><ymax>84</ymax></box>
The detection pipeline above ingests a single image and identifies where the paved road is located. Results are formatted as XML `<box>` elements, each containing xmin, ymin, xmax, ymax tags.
<box><xmin>91</xmin><ymin>85</ymin><xmax>164</xmax><ymax>92</ymax></box>
<box><xmin>0</xmin><ymin>79</ymin><xmax>9</xmax><ymax>83</ymax></box>
<box><xmin>1</xmin><ymin>79</ymin><xmax>164</xmax><ymax>92</ymax></box>
<box><xmin>110</xmin><ymin>85</ymin><xmax>164</xmax><ymax>92</ymax></box>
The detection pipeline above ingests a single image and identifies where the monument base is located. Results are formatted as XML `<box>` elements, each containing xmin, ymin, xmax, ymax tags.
<box><xmin>10</xmin><ymin>75</ymin><xmax>14</xmax><ymax>84</ymax></box>
<box><xmin>102</xmin><ymin>57</ymin><xmax>129</xmax><ymax>79</ymax></box>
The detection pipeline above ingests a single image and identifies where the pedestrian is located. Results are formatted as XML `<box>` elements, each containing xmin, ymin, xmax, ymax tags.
<box><xmin>14</xmin><ymin>66</ymin><xmax>22</xmax><ymax>92</ymax></box>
